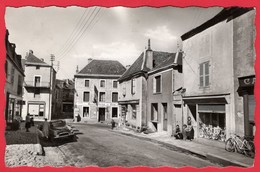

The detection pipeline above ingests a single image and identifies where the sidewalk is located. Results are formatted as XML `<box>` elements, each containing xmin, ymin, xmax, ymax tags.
<box><xmin>112</xmin><ymin>127</ymin><xmax>254</xmax><ymax>167</ymax></box>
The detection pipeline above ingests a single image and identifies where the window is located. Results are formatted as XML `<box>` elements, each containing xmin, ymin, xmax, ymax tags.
<box><xmin>123</xmin><ymin>82</ymin><xmax>126</xmax><ymax>97</ymax></box>
<box><xmin>199</xmin><ymin>61</ymin><xmax>210</xmax><ymax>87</ymax></box>
<box><xmin>112</xmin><ymin>92</ymin><xmax>118</xmax><ymax>102</ymax></box>
<box><xmin>28</xmin><ymin>103</ymin><xmax>45</xmax><ymax>117</ymax></box>
<box><xmin>113</xmin><ymin>81</ymin><xmax>118</xmax><ymax>88</ymax></box>
<box><xmin>100</xmin><ymin>80</ymin><xmax>105</xmax><ymax>88</ymax></box>
<box><xmin>132</xmin><ymin>104</ymin><xmax>137</xmax><ymax>119</ymax></box>
<box><xmin>85</xmin><ymin>80</ymin><xmax>90</xmax><ymax>87</ymax></box>
<box><xmin>131</xmin><ymin>79</ymin><xmax>136</xmax><ymax>95</ymax></box>
<box><xmin>17</xmin><ymin>75</ymin><xmax>23</xmax><ymax>96</ymax></box>
<box><xmin>83</xmin><ymin>107</ymin><xmax>89</xmax><ymax>117</ymax></box>
<box><xmin>34</xmin><ymin>76</ymin><xmax>41</xmax><ymax>87</ymax></box>
<box><xmin>34</xmin><ymin>88</ymin><xmax>40</xmax><ymax>98</ymax></box>
<box><xmin>11</xmin><ymin>66</ymin><xmax>15</xmax><ymax>85</ymax></box>
<box><xmin>112</xmin><ymin>107</ymin><xmax>118</xmax><ymax>118</ymax></box>
<box><xmin>83</xmin><ymin>92</ymin><xmax>90</xmax><ymax>102</ymax></box>
<box><xmin>99</xmin><ymin>92</ymin><xmax>105</xmax><ymax>102</ymax></box>
<box><xmin>153</xmin><ymin>75</ymin><xmax>161</xmax><ymax>93</ymax></box>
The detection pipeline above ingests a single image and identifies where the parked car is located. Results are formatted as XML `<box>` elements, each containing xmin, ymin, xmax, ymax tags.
<box><xmin>49</xmin><ymin>120</ymin><xmax>79</xmax><ymax>141</ymax></box>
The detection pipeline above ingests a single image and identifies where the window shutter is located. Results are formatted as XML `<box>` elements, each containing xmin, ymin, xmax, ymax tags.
<box><xmin>153</xmin><ymin>77</ymin><xmax>156</xmax><ymax>93</ymax></box>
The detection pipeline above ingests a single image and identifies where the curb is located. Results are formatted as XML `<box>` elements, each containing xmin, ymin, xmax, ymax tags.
<box><xmin>112</xmin><ymin>130</ymin><xmax>251</xmax><ymax>167</ymax></box>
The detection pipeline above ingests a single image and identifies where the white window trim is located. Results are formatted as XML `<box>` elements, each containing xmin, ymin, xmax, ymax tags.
<box><xmin>85</xmin><ymin>79</ymin><xmax>90</xmax><ymax>87</ymax></box>
<box><xmin>83</xmin><ymin>106</ymin><xmax>90</xmax><ymax>118</ymax></box>
<box><xmin>100</xmin><ymin>79</ymin><xmax>106</xmax><ymax>88</ymax></box>
<box><xmin>111</xmin><ymin>106</ymin><xmax>119</xmax><ymax>118</ymax></box>
<box><xmin>153</xmin><ymin>74</ymin><xmax>162</xmax><ymax>94</ymax></box>
<box><xmin>199</xmin><ymin>61</ymin><xmax>210</xmax><ymax>88</ymax></box>
<box><xmin>83</xmin><ymin>91</ymin><xmax>90</xmax><ymax>102</ymax></box>
<box><xmin>112</xmin><ymin>80</ymin><xmax>118</xmax><ymax>88</ymax></box>
<box><xmin>111</xmin><ymin>92</ymin><xmax>118</xmax><ymax>103</ymax></box>
<box><xmin>99</xmin><ymin>92</ymin><xmax>106</xmax><ymax>102</ymax></box>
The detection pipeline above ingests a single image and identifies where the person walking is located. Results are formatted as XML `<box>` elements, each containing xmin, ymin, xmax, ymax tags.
<box><xmin>111</xmin><ymin>119</ymin><xmax>116</xmax><ymax>130</ymax></box>
<box><xmin>42</xmin><ymin>118</ymin><xmax>50</xmax><ymax>140</ymax></box>
<box><xmin>25</xmin><ymin>113</ymin><xmax>31</xmax><ymax>132</ymax></box>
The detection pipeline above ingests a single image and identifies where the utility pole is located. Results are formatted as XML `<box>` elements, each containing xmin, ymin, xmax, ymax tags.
<box><xmin>48</xmin><ymin>54</ymin><xmax>55</xmax><ymax>121</ymax></box>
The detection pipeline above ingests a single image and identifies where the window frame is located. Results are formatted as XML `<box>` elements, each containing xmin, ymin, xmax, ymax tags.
<box><xmin>131</xmin><ymin>78</ymin><xmax>136</xmax><ymax>95</ymax></box>
<box><xmin>100</xmin><ymin>80</ymin><xmax>106</xmax><ymax>88</ymax></box>
<box><xmin>199</xmin><ymin>61</ymin><xmax>210</xmax><ymax>88</ymax></box>
<box><xmin>85</xmin><ymin>80</ymin><xmax>90</xmax><ymax>87</ymax></box>
<box><xmin>112</xmin><ymin>92</ymin><xmax>118</xmax><ymax>102</ymax></box>
<box><xmin>153</xmin><ymin>75</ymin><xmax>162</xmax><ymax>94</ymax></box>
<box><xmin>83</xmin><ymin>91</ymin><xmax>90</xmax><ymax>102</ymax></box>
<box><xmin>99</xmin><ymin>92</ymin><xmax>106</xmax><ymax>102</ymax></box>
<box><xmin>113</xmin><ymin>80</ymin><xmax>118</xmax><ymax>88</ymax></box>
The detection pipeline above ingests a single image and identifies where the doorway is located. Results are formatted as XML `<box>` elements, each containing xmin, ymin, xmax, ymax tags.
<box><xmin>99</xmin><ymin>108</ymin><xmax>106</xmax><ymax>122</ymax></box>
<box><xmin>162</xmin><ymin>103</ymin><xmax>168</xmax><ymax>131</ymax></box>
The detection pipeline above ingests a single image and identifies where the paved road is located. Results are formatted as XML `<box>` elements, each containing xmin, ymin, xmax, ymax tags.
<box><xmin>56</xmin><ymin>123</ymin><xmax>220</xmax><ymax>167</ymax></box>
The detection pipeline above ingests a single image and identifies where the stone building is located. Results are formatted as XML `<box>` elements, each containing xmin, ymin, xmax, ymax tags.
<box><xmin>22</xmin><ymin>50</ymin><xmax>57</xmax><ymax>121</ymax></box>
<box><xmin>181</xmin><ymin>7</ymin><xmax>255</xmax><ymax>144</ymax></box>
<box><xmin>4</xmin><ymin>30</ymin><xmax>25</xmax><ymax>123</ymax></box>
<box><xmin>74</xmin><ymin>59</ymin><xmax>126</xmax><ymax>122</ymax></box>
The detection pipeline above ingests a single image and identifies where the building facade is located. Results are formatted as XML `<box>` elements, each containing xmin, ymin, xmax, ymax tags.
<box><xmin>22</xmin><ymin>50</ymin><xmax>57</xmax><ymax>121</ymax></box>
<box><xmin>4</xmin><ymin>30</ymin><xmax>25</xmax><ymax>123</ymax></box>
<box><xmin>118</xmin><ymin>40</ymin><xmax>182</xmax><ymax>133</ymax></box>
<box><xmin>146</xmin><ymin>51</ymin><xmax>183</xmax><ymax>135</ymax></box>
<box><xmin>181</xmin><ymin>8</ymin><xmax>255</xmax><ymax>143</ymax></box>
<box><xmin>74</xmin><ymin>59</ymin><xmax>126</xmax><ymax>123</ymax></box>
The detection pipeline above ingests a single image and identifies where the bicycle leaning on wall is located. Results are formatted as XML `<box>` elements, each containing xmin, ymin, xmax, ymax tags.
<box><xmin>225</xmin><ymin>134</ymin><xmax>255</xmax><ymax>158</ymax></box>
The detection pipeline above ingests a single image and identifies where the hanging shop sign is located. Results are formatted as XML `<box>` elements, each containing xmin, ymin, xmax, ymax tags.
<box><xmin>238</xmin><ymin>75</ymin><xmax>255</xmax><ymax>87</ymax></box>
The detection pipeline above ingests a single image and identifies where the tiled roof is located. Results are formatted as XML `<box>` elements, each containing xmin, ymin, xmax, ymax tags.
<box><xmin>25</xmin><ymin>53</ymin><xmax>48</xmax><ymax>65</ymax></box>
<box><xmin>118</xmin><ymin>51</ymin><xmax>176</xmax><ymax>82</ymax></box>
<box><xmin>78</xmin><ymin>59</ymin><xmax>126</xmax><ymax>76</ymax></box>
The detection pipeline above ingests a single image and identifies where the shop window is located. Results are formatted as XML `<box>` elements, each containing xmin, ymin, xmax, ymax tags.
<box><xmin>83</xmin><ymin>92</ymin><xmax>90</xmax><ymax>102</ymax></box>
<box><xmin>83</xmin><ymin>107</ymin><xmax>89</xmax><ymax>117</ymax></box>
<box><xmin>199</xmin><ymin>61</ymin><xmax>210</xmax><ymax>87</ymax></box>
<box><xmin>132</xmin><ymin>104</ymin><xmax>136</xmax><ymax>119</ymax></box>
<box><xmin>100</xmin><ymin>80</ymin><xmax>105</xmax><ymax>88</ymax></box>
<box><xmin>85</xmin><ymin>80</ymin><xmax>90</xmax><ymax>87</ymax></box>
<box><xmin>112</xmin><ymin>107</ymin><xmax>118</xmax><ymax>118</ymax></box>
<box><xmin>198</xmin><ymin>112</ymin><xmax>226</xmax><ymax>142</ymax></box>
<box><xmin>112</xmin><ymin>92</ymin><xmax>118</xmax><ymax>102</ymax></box>
<box><xmin>151</xmin><ymin>103</ymin><xmax>158</xmax><ymax>121</ymax></box>
<box><xmin>113</xmin><ymin>81</ymin><xmax>118</xmax><ymax>88</ymax></box>
<box><xmin>99</xmin><ymin>92</ymin><xmax>105</xmax><ymax>102</ymax></box>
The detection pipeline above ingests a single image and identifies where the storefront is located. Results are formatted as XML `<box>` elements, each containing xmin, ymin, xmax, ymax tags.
<box><xmin>237</xmin><ymin>75</ymin><xmax>255</xmax><ymax>138</ymax></box>
<box><xmin>198</xmin><ymin>104</ymin><xmax>226</xmax><ymax>142</ymax></box>
<box><xmin>183</xmin><ymin>95</ymin><xmax>229</xmax><ymax>142</ymax></box>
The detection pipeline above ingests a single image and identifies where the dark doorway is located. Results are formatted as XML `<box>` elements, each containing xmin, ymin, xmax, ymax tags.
<box><xmin>99</xmin><ymin>108</ymin><xmax>106</xmax><ymax>122</ymax></box>
<box><xmin>162</xmin><ymin>103</ymin><xmax>168</xmax><ymax>131</ymax></box>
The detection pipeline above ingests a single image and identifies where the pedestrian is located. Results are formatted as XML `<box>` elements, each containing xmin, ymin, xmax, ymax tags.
<box><xmin>42</xmin><ymin>118</ymin><xmax>50</xmax><ymax>139</ymax></box>
<box><xmin>77</xmin><ymin>114</ymin><xmax>81</xmax><ymax>122</ymax></box>
<box><xmin>173</xmin><ymin>125</ymin><xmax>183</xmax><ymax>139</ymax></box>
<box><xmin>186</xmin><ymin>116</ymin><xmax>194</xmax><ymax>141</ymax></box>
<box><xmin>111</xmin><ymin>119</ymin><xmax>116</xmax><ymax>130</ymax></box>
<box><xmin>182</xmin><ymin>124</ymin><xmax>187</xmax><ymax>140</ymax></box>
<box><xmin>30</xmin><ymin>117</ymin><xmax>34</xmax><ymax>126</ymax></box>
<box><xmin>25</xmin><ymin>113</ymin><xmax>31</xmax><ymax>132</ymax></box>
<box><xmin>14</xmin><ymin>112</ymin><xmax>22</xmax><ymax>130</ymax></box>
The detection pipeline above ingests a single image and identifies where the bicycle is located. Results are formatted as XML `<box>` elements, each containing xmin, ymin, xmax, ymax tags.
<box><xmin>225</xmin><ymin>134</ymin><xmax>255</xmax><ymax>158</ymax></box>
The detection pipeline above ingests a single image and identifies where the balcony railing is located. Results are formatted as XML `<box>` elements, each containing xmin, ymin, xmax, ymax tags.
<box><xmin>24</xmin><ymin>81</ymin><xmax>50</xmax><ymax>88</ymax></box>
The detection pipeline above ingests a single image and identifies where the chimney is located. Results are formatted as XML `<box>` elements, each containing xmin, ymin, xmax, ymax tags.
<box><xmin>145</xmin><ymin>39</ymin><xmax>153</xmax><ymax>69</ymax></box>
<box><xmin>76</xmin><ymin>65</ymin><xmax>79</xmax><ymax>73</ymax></box>
<box><xmin>29</xmin><ymin>50</ymin><xmax>33</xmax><ymax>54</ymax></box>
<box><xmin>88</xmin><ymin>58</ymin><xmax>93</xmax><ymax>64</ymax></box>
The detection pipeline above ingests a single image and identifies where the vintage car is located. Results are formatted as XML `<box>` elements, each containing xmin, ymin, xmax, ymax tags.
<box><xmin>49</xmin><ymin>120</ymin><xmax>79</xmax><ymax>141</ymax></box>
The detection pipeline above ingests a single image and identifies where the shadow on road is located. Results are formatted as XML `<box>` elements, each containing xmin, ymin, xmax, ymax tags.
<box><xmin>40</xmin><ymin>136</ymin><xmax>79</xmax><ymax>147</ymax></box>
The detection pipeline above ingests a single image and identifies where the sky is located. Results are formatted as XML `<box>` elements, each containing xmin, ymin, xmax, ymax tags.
<box><xmin>5</xmin><ymin>6</ymin><xmax>222</xmax><ymax>79</ymax></box>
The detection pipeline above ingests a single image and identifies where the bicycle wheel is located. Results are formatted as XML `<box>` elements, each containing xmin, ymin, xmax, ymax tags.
<box><xmin>244</xmin><ymin>141</ymin><xmax>255</xmax><ymax>158</ymax></box>
<box><xmin>225</xmin><ymin>138</ymin><xmax>236</xmax><ymax>152</ymax></box>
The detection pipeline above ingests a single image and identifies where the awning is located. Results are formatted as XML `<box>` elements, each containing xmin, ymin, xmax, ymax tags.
<box><xmin>183</xmin><ymin>94</ymin><xmax>229</xmax><ymax>104</ymax></box>
<box><xmin>118</xmin><ymin>99</ymin><xmax>139</xmax><ymax>105</ymax></box>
